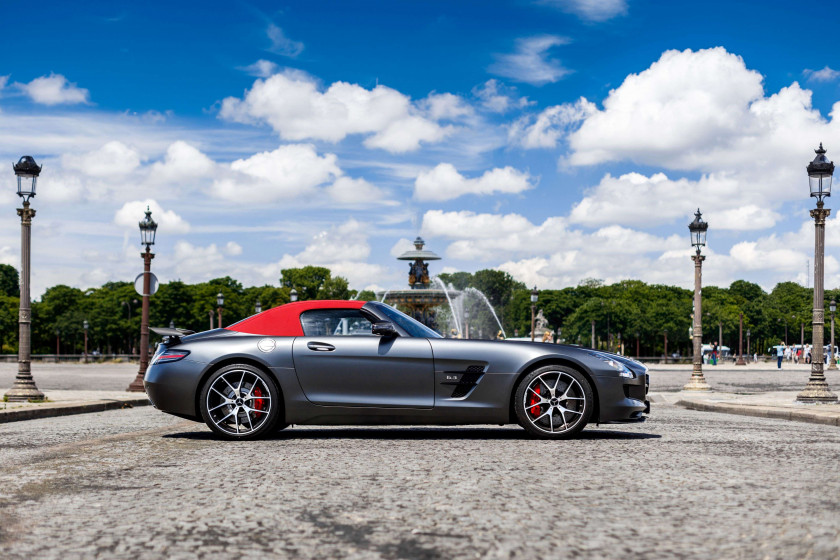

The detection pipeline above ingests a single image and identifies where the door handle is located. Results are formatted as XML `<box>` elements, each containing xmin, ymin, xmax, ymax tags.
<box><xmin>307</xmin><ymin>342</ymin><xmax>335</xmax><ymax>352</ymax></box>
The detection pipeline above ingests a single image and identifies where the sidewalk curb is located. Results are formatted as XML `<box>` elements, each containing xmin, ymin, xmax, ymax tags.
<box><xmin>675</xmin><ymin>399</ymin><xmax>840</xmax><ymax>427</ymax></box>
<box><xmin>0</xmin><ymin>398</ymin><xmax>151</xmax><ymax>424</ymax></box>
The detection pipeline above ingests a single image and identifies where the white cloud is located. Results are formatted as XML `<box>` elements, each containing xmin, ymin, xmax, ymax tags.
<box><xmin>570</xmin><ymin>48</ymin><xmax>767</xmax><ymax>167</ymax></box>
<box><xmin>219</xmin><ymin>70</ymin><xmax>452</xmax><ymax>152</ymax></box>
<box><xmin>114</xmin><ymin>199</ymin><xmax>191</xmax><ymax>234</ymax></box>
<box><xmin>509</xmin><ymin>98</ymin><xmax>596</xmax><ymax>148</ymax></box>
<box><xmin>421</xmin><ymin>209</ymin><xmax>696</xmax><ymax>288</ymax></box>
<box><xmin>172</xmin><ymin>241</ymin><xmax>244</xmax><ymax>282</ymax></box>
<box><xmin>390</xmin><ymin>238</ymin><xmax>416</xmax><ymax>257</ymax></box>
<box><xmin>537</xmin><ymin>0</ymin><xmax>628</xmax><ymax>22</ymax></box>
<box><xmin>568</xmin><ymin>172</ymin><xmax>781</xmax><ymax>230</ymax></box>
<box><xmin>266</xmin><ymin>24</ymin><xmax>303</xmax><ymax>57</ymax></box>
<box><xmin>17</xmin><ymin>73</ymin><xmax>90</xmax><ymax>105</ymax></box>
<box><xmin>326</xmin><ymin>176</ymin><xmax>391</xmax><ymax>205</ymax></box>
<box><xmin>62</xmin><ymin>141</ymin><xmax>142</xmax><ymax>177</ymax></box>
<box><xmin>241</xmin><ymin>59</ymin><xmax>280</xmax><ymax>78</ymax></box>
<box><xmin>414</xmin><ymin>163</ymin><xmax>534</xmax><ymax>202</ymax></box>
<box><xmin>420</xmin><ymin>93</ymin><xmax>473</xmax><ymax>120</ymax></box>
<box><xmin>150</xmin><ymin>141</ymin><xmax>215</xmax><ymax>181</ymax></box>
<box><xmin>267</xmin><ymin>219</ymin><xmax>392</xmax><ymax>289</ymax></box>
<box><xmin>804</xmin><ymin>66</ymin><xmax>840</xmax><ymax>83</ymax></box>
<box><xmin>0</xmin><ymin>75</ymin><xmax>8</xmax><ymax>92</ymax></box>
<box><xmin>489</xmin><ymin>35</ymin><xmax>571</xmax><ymax>86</ymax></box>
<box><xmin>472</xmin><ymin>80</ymin><xmax>532</xmax><ymax>113</ymax></box>
<box><xmin>565</xmin><ymin>46</ymin><xmax>840</xmax><ymax>223</ymax></box>
<box><xmin>212</xmin><ymin>144</ymin><xmax>340</xmax><ymax>203</ymax></box>
<box><xmin>225</xmin><ymin>241</ymin><xmax>243</xmax><ymax>256</ymax></box>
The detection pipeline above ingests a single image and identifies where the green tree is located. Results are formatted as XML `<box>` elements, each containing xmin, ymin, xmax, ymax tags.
<box><xmin>0</xmin><ymin>264</ymin><xmax>19</xmax><ymax>297</ymax></box>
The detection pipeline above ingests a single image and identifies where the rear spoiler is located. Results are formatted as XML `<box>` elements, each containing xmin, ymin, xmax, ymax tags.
<box><xmin>150</xmin><ymin>327</ymin><xmax>195</xmax><ymax>345</ymax></box>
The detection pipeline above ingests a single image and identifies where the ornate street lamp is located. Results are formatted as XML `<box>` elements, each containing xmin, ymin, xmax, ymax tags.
<box><xmin>635</xmin><ymin>331</ymin><xmax>640</xmax><ymax>358</ymax></box>
<box><xmin>255</xmin><ymin>299</ymin><xmax>262</xmax><ymax>314</ymax></box>
<box><xmin>127</xmin><ymin>207</ymin><xmax>157</xmax><ymax>392</ymax></box>
<box><xmin>830</xmin><ymin>300</ymin><xmax>837</xmax><ymax>370</ymax></box>
<box><xmin>663</xmin><ymin>329</ymin><xmax>668</xmax><ymax>364</ymax></box>
<box><xmin>83</xmin><ymin>320</ymin><xmax>89</xmax><ymax>364</ymax></box>
<box><xmin>5</xmin><ymin>156</ymin><xmax>44</xmax><ymax>401</ymax></box>
<box><xmin>55</xmin><ymin>328</ymin><xmax>60</xmax><ymax>357</ymax></box>
<box><xmin>798</xmin><ymin>143</ymin><xmax>838</xmax><ymax>402</ymax></box>
<box><xmin>684</xmin><ymin>209</ymin><xmax>711</xmax><ymax>390</ymax></box>
<box><xmin>217</xmin><ymin>292</ymin><xmax>224</xmax><ymax>328</ymax></box>
<box><xmin>290</xmin><ymin>288</ymin><xmax>298</xmax><ymax>302</ymax></box>
<box><xmin>530</xmin><ymin>286</ymin><xmax>538</xmax><ymax>342</ymax></box>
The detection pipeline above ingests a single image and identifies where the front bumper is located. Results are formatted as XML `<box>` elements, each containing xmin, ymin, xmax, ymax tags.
<box><xmin>594</xmin><ymin>371</ymin><xmax>649</xmax><ymax>423</ymax></box>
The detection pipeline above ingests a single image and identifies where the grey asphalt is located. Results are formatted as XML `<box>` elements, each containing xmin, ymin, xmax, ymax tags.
<box><xmin>1</xmin><ymin>404</ymin><xmax>839</xmax><ymax>558</ymax></box>
<box><xmin>0</xmin><ymin>362</ymin><xmax>138</xmax><ymax>392</ymax></box>
<box><xmin>5</xmin><ymin>361</ymin><xmax>840</xmax><ymax>394</ymax></box>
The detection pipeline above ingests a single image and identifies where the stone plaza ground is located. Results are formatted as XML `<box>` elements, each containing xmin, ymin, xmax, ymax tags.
<box><xmin>1</xmin><ymin>362</ymin><xmax>839</xmax><ymax>558</ymax></box>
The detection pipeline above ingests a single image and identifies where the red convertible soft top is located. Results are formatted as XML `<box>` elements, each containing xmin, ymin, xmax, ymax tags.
<box><xmin>226</xmin><ymin>300</ymin><xmax>367</xmax><ymax>336</ymax></box>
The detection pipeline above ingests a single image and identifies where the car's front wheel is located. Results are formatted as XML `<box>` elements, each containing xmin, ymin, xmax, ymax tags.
<box><xmin>514</xmin><ymin>366</ymin><xmax>593</xmax><ymax>439</ymax></box>
<box><xmin>199</xmin><ymin>364</ymin><xmax>281</xmax><ymax>440</ymax></box>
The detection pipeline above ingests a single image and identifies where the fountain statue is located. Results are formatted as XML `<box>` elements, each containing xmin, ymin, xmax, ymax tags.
<box><xmin>377</xmin><ymin>237</ymin><xmax>456</xmax><ymax>331</ymax></box>
<box><xmin>377</xmin><ymin>237</ymin><xmax>508</xmax><ymax>339</ymax></box>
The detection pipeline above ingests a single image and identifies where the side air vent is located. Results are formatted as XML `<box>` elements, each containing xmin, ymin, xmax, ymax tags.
<box><xmin>444</xmin><ymin>365</ymin><xmax>486</xmax><ymax>398</ymax></box>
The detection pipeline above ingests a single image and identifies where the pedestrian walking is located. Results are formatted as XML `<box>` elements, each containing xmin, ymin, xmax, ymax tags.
<box><xmin>777</xmin><ymin>343</ymin><xmax>784</xmax><ymax>369</ymax></box>
<box><xmin>784</xmin><ymin>345</ymin><xmax>791</xmax><ymax>363</ymax></box>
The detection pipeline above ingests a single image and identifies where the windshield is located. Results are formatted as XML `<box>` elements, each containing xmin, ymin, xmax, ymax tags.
<box><xmin>367</xmin><ymin>302</ymin><xmax>443</xmax><ymax>338</ymax></box>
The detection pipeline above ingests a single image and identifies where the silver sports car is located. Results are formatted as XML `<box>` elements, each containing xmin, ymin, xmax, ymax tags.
<box><xmin>145</xmin><ymin>300</ymin><xmax>649</xmax><ymax>440</ymax></box>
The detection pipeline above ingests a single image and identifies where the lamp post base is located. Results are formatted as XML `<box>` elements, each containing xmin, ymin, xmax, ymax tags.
<box><xmin>796</xmin><ymin>380</ymin><xmax>838</xmax><ymax>403</ymax></box>
<box><xmin>4</xmin><ymin>379</ymin><xmax>45</xmax><ymax>401</ymax></box>
<box><xmin>735</xmin><ymin>356</ymin><xmax>746</xmax><ymax>366</ymax></box>
<box><xmin>127</xmin><ymin>373</ymin><xmax>146</xmax><ymax>393</ymax></box>
<box><xmin>683</xmin><ymin>376</ymin><xmax>711</xmax><ymax>391</ymax></box>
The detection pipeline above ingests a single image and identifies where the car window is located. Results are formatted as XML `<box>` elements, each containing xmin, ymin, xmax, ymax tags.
<box><xmin>370</xmin><ymin>302</ymin><xmax>443</xmax><ymax>338</ymax></box>
<box><xmin>300</xmin><ymin>309</ymin><xmax>373</xmax><ymax>337</ymax></box>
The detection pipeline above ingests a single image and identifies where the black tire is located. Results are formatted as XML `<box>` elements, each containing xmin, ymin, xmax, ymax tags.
<box><xmin>514</xmin><ymin>365</ymin><xmax>593</xmax><ymax>439</ymax></box>
<box><xmin>199</xmin><ymin>363</ymin><xmax>282</xmax><ymax>440</ymax></box>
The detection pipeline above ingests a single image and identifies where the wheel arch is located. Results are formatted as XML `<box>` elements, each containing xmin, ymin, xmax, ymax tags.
<box><xmin>508</xmin><ymin>357</ymin><xmax>600</xmax><ymax>423</ymax></box>
<box><xmin>195</xmin><ymin>356</ymin><xmax>285</xmax><ymax>423</ymax></box>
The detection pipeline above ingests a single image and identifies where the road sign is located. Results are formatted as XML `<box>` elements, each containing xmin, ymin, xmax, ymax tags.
<box><xmin>134</xmin><ymin>272</ymin><xmax>159</xmax><ymax>296</ymax></box>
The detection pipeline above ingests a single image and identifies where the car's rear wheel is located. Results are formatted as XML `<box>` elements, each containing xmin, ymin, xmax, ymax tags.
<box><xmin>514</xmin><ymin>365</ymin><xmax>593</xmax><ymax>439</ymax></box>
<box><xmin>199</xmin><ymin>364</ymin><xmax>281</xmax><ymax>440</ymax></box>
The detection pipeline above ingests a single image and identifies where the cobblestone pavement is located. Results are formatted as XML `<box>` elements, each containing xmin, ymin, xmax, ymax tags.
<box><xmin>1</xmin><ymin>405</ymin><xmax>839</xmax><ymax>559</ymax></box>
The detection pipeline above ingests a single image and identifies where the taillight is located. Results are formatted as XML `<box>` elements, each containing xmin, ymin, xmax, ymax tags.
<box><xmin>153</xmin><ymin>350</ymin><xmax>190</xmax><ymax>364</ymax></box>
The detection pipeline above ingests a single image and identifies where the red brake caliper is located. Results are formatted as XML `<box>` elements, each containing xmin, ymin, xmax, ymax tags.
<box><xmin>253</xmin><ymin>387</ymin><xmax>265</xmax><ymax>418</ymax></box>
<box><xmin>528</xmin><ymin>384</ymin><xmax>541</xmax><ymax>416</ymax></box>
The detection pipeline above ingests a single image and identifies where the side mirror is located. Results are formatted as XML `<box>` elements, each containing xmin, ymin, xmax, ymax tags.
<box><xmin>372</xmin><ymin>321</ymin><xmax>398</xmax><ymax>337</ymax></box>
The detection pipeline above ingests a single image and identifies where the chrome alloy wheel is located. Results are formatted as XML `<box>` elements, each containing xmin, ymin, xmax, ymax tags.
<box><xmin>205</xmin><ymin>369</ymin><xmax>272</xmax><ymax>436</ymax></box>
<box><xmin>522</xmin><ymin>370</ymin><xmax>587</xmax><ymax>434</ymax></box>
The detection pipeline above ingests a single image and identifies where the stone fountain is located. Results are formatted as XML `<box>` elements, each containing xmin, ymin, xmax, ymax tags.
<box><xmin>378</xmin><ymin>237</ymin><xmax>457</xmax><ymax>331</ymax></box>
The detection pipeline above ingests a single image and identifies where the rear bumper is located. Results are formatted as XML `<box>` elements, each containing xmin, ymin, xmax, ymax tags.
<box><xmin>144</xmin><ymin>360</ymin><xmax>203</xmax><ymax>420</ymax></box>
<box><xmin>594</xmin><ymin>372</ymin><xmax>649</xmax><ymax>423</ymax></box>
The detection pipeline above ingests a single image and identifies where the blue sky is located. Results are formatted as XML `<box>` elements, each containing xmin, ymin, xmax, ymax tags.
<box><xmin>2</xmin><ymin>0</ymin><xmax>840</xmax><ymax>296</ymax></box>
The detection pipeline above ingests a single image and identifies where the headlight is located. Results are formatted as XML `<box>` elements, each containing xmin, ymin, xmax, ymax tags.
<box><xmin>588</xmin><ymin>351</ymin><xmax>635</xmax><ymax>378</ymax></box>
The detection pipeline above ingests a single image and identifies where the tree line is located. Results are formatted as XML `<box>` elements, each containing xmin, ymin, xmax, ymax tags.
<box><xmin>0</xmin><ymin>263</ymin><xmax>830</xmax><ymax>357</ymax></box>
